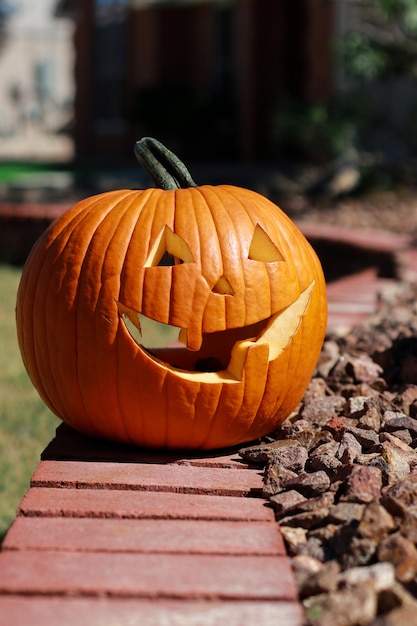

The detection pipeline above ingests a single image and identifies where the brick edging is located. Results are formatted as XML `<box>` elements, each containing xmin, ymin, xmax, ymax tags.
<box><xmin>0</xmin><ymin>424</ymin><xmax>304</xmax><ymax>625</ymax></box>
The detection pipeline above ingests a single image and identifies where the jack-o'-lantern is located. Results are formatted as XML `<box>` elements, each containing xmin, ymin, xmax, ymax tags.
<box><xmin>16</xmin><ymin>138</ymin><xmax>327</xmax><ymax>449</ymax></box>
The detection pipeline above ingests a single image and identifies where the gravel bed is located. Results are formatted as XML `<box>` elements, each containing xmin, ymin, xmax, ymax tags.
<box><xmin>240</xmin><ymin>280</ymin><xmax>417</xmax><ymax>626</ymax></box>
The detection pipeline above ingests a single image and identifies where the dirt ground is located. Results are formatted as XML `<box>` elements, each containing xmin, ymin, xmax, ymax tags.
<box><xmin>282</xmin><ymin>187</ymin><xmax>417</xmax><ymax>239</ymax></box>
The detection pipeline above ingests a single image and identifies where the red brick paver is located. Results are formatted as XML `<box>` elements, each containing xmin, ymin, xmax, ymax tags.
<box><xmin>3</xmin><ymin>517</ymin><xmax>283</xmax><ymax>555</ymax></box>
<box><xmin>18</xmin><ymin>487</ymin><xmax>274</xmax><ymax>521</ymax></box>
<box><xmin>0</xmin><ymin>597</ymin><xmax>302</xmax><ymax>626</ymax></box>
<box><xmin>326</xmin><ymin>266</ymin><xmax>396</xmax><ymax>330</ymax></box>
<box><xmin>30</xmin><ymin>459</ymin><xmax>263</xmax><ymax>496</ymax></box>
<box><xmin>0</xmin><ymin>426</ymin><xmax>303</xmax><ymax>625</ymax></box>
<box><xmin>0</xmin><ymin>551</ymin><xmax>295</xmax><ymax>600</ymax></box>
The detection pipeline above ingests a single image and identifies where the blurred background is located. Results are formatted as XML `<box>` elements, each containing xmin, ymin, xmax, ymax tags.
<box><xmin>1</xmin><ymin>0</ymin><xmax>417</xmax><ymax>188</ymax></box>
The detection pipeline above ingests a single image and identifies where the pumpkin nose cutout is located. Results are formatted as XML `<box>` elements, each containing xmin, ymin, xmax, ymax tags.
<box><xmin>212</xmin><ymin>275</ymin><xmax>235</xmax><ymax>296</ymax></box>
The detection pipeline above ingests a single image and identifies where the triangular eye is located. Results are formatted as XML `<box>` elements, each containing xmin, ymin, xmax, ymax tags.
<box><xmin>145</xmin><ymin>225</ymin><xmax>194</xmax><ymax>267</ymax></box>
<box><xmin>248</xmin><ymin>224</ymin><xmax>285</xmax><ymax>262</ymax></box>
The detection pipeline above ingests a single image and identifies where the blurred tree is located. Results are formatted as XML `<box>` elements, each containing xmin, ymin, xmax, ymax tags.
<box><xmin>270</xmin><ymin>0</ymin><xmax>417</xmax><ymax>170</ymax></box>
<box><xmin>337</xmin><ymin>0</ymin><xmax>417</xmax><ymax>170</ymax></box>
<box><xmin>340</xmin><ymin>0</ymin><xmax>417</xmax><ymax>80</ymax></box>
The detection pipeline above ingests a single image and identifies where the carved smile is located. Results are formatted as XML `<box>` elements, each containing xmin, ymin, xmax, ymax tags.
<box><xmin>117</xmin><ymin>282</ymin><xmax>314</xmax><ymax>383</ymax></box>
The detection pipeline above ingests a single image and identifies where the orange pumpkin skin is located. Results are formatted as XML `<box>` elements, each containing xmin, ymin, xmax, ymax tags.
<box><xmin>16</xmin><ymin>147</ymin><xmax>327</xmax><ymax>449</ymax></box>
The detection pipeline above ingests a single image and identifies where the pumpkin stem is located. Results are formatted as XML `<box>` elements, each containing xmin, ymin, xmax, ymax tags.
<box><xmin>134</xmin><ymin>137</ymin><xmax>197</xmax><ymax>190</ymax></box>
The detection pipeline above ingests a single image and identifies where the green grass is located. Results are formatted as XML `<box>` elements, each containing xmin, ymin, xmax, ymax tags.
<box><xmin>0</xmin><ymin>162</ymin><xmax>56</xmax><ymax>184</ymax></box>
<box><xmin>0</xmin><ymin>265</ymin><xmax>59</xmax><ymax>542</ymax></box>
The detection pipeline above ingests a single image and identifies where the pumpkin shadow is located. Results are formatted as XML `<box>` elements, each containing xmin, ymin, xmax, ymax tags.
<box><xmin>373</xmin><ymin>336</ymin><xmax>417</xmax><ymax>386</ymax></box>
<box><xmin>41</xmin><ymin>422</ymin><xmax>252</xmax><ymax>467</ymax></box>
<box><xmin>307</xmin><ymin>238</ymin><xmax>398</xmax><ymax>283</ymax></box>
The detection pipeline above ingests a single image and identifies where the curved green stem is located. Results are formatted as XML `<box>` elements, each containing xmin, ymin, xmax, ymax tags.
<box><xmin>134</xmin><ymin>137</ymin><xmax>197</xmax><ymax>190</ymax></box>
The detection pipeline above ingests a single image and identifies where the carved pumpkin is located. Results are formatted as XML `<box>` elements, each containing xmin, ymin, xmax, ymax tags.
<box><xmin>16</xmin><ymin>138</ymin><xmax>327</xmax><ymax>449</ymax></box>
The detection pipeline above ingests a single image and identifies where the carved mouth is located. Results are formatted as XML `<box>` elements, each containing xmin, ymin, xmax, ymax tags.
<box><xmin>117</xmin><ymin>282</ymin><xmax>314</xmax><ymax>383</ymax></box>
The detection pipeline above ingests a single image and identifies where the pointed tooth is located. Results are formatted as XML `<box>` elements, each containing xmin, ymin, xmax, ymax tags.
<box><xmin>178</xmin><ymin>328</ymin><xmax>188</xmax><ymax>346</ymax></box>
<box><xmin>121</xmin><ymin>312</ymin><xmax>142</xmax><ymax>344</ymax></box>
<box><xmin>227</xmin><ymin>338</ymin><xmax>256</xmax><ymax>381</ymax></box>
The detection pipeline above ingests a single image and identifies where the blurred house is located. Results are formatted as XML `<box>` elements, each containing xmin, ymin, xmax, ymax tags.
<box><xmin>57</xmin><ymin>0</ymin><xmax>335</xmax><ymax>162</ymax></box>
<box><xmin>0</xmin><ymin>0</ymin><xmax>74</xmax><ymax>159</ymax></box>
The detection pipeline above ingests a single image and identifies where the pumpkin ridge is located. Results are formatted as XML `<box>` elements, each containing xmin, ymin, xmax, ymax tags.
<box><xmin>213</xmin><ymin>185</ymin><xmax>274</xmax><ymax>323</ymax></box>
<box><xmin>49</xmin><ymin>194</ymin><xmax>132</xmax><ymax>436</ymax></box>
<box><xmin>196</xmin><ymin>185</ymin><xmax>249</xmax><ymax>329</ymax></box>
<box><xmin>196</xmin><ymin>380</ymin><xmax>240</xmax><ymax>449</ymax></box>
<box><xmin>81</xmin><ymin>193</ymin><xmax>149</xmax><ymax>441</ymax></box>
<box><xmin>226</xmin><ymin>185</ymin><xmax>304</xmax><ymax>313</ymax></box>
<box><xmin>39</xmin><ymin>201</ymin><xmax>116</xmax><ymax>429</ymax></box>
<box><xmin>190</xmin><ymin>187</ymin><xmax>223</xmax><ymax>288</ymax></box>
<box><xmin>99</xmin><ymin>194</ymin><xmax>152</xmax><ymax>443</ymax></box>
<box><xmin>17</xmin><ymin>190</ymin><xmax>113</xmax><ymax>411</ymax></box>
<box><xmin>190</xmin><ymin>187</ymin><xmax>228</xmax><ymax>334</ymax></box>
<box><xmin>187</xmin><ymin>381</ymin><xmax>210</xmax><ymax>448</ymax></box>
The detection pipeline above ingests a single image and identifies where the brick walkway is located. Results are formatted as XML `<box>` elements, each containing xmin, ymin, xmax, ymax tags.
<box><xmin>0</xmin><ymin>218</ymin><xmax>416</xmax><ymax>625</ymax></box>
<box><xmin>0</xmin><ymin>425</ymin><xmax>303</xmax><ymax>625</ymax></box>
<box><xmin>299</xmin><ymin>222</ymin><xmax>417</xmax><ymax>331</ymax></box>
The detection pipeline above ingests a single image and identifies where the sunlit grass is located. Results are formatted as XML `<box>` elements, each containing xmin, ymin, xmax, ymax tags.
<box><xmin>0</xmin><ymin>162</ymin><xmax>54</xmax><ymax>184</ymax></box>
<box><xmin>0</xmin><ymin>264</ymin><xmax>59</xmax><ymax>541</ymax></box>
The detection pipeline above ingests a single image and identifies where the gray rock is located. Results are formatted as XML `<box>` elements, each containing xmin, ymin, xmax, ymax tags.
<box><xmin>293</xmin><ymin>536</ymin><xmax>329</xmax><ymax>562</ymax></box>
<box><xmin>387</xmin><ymin>428</ymin><xmax>413</xmax><ymax>445</ymax></box>
<box><xmin>377</xmin><ymin>582</ymin><xmax>417</xmax><ymax>615</ymax></box>
<box><xmin>383</xmin><ymin>411</ymin><xmax>417</xmax><ymax>436</ymax></box>
<box><xmin>299</xmin><ymin>559</ymin><xmax>340</xmax><ymax>598</ymax></box>
<box><xmin>399</xmin><ymin>507</ymin><xmax>417</xmax><ymax>543</ymax></box>
<box><xmin>269</xmin><ymin>444</ymin><xmax>309</xmax><ymax>473</ymax></box>
<box><xmin>309</xmin><ymin>523</ymin><xmax>340</xmax><ymax>543</ymax></box>
<box><xmin>340</xmin><ymin>561</ymin><xmax>395</xmax><ymax>591</ymax></box>
<box><xmin>291</xmin><ymin>553</ymin><xmax>323</xmax><ymax>591</ymax></box>
<box><xmin>262</xmin><ymin>463</ymin><xmax>297</xmax><ymax>497</ymax></box>
<box><xmin>381</xmin><ymin>474</ymin><xmax>417</xmax><ymax>516</ymax></box>
<box><xmin>269</xmin><ymin>489</ymin><xmax>307</xmax><ymax>515</ymax></box>
<box><xmin>380</xmin><ymin>439</ymin><xmax>416</xmax><ymax>484</ymax></box>
<box><xmin>327</xmin><ymin>502</ymin><xmax>366</xmax><ymax>525</ymax></box>
<box><xmin>340</xmin><ymin>465</ymin><xmax>383</xmax><ymax>503</ymax></box>
<box><xmin>336</xmin><ymin>432</ymin><xmax>362</xmax><ymax>463</ymax></box>
<box><xmin>380</xmin><ymin>431</ymin><xmax>417</xmax><ymax>454</ymax></box>
<box><xmin>301</xmin><ymin>396</ymin><xmax>347</xmax><ymax>426</ymax></box>
<box><xmin>373</xmin><ymin>605</ymin><xmax>417</xmax><ymax>626</ymax></box>
<box><xmin>286</xmin><ymin>470</ymin><xmax>331</xmax><ymax>498</ymax></box>
<box><xmin>238</xmin><ymin>438</ymin><xmax>301</xmax><ymax>464</ymax></box>
<box><xmin>303</xmin><ymin>376</ymin><xmax>330</xmax><ymax>401</ymax></box>
<box><xmin>344</xmin><ymin>395</ymin><xmax>370</xmax><ymax>417</ymax></box>
<box><xmin>378</xmin><ymin>533</ymin><xmax>417</xmax><ymax>583</ymax></box>
<box><xmin>280</xmin><ymin>526</ymin><xmax>307</xmax><ymax>553</ymax></box>
<box><xmin>306</xmin><ymin>440</ymin><xmax>343</xmax><ymax>478</ymax></box>
<box><xmin>341</xmin><ymin>536</ymin><xmax>378</xmax><ymax>568</ymax></box>
<box><xmin>358</xmin><ymin>405</ymin><xmax>382</xmax><ymax>431</ymax></box>
<box><xmin>358</xmin><ymin>501</ymin><xmax>396</xmax><ymax>541</ymax></box>
<box><xmin>279</xmin><ymin>498</ymin><xmax>332</xmax><ymax>530</ymax></box>
<box><xmin>345</xmin><ymin>425</ymin><xmax>380</xmax><ymax>449</ymax></box>
<box><xmin>316</xmin><ymin>340</ymin><xmax>341</xmax><ymax>378</ymax></box>
<box><xmin>303</xmin><ymin>582</ymin><xmax>377</xmax><ymax>626</ymax></box>
<box><xmin>276</xmin><ymin>419</ymin><xmax>333</xmax><ymax>451</ymax></box>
